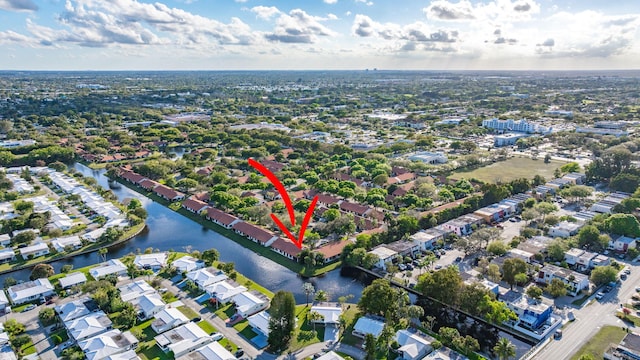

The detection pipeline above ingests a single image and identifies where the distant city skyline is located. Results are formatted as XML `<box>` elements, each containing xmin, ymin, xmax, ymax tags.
<box><xmin>0</xmin><ymin>0</ymin><xmax>639</xmax><ymax>70</ymax></box>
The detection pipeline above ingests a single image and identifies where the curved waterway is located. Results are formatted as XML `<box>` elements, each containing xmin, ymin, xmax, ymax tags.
<box><xmin>0</xmin><ymin>163</ymin><xmax>364</xmax><ymax>304</ymax></box>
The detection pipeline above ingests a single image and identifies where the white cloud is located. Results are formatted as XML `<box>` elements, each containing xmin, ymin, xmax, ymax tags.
<box><xmin>355</xmin><ymin>0</ymin><xmax>374</xmax><ymax>6</ymax></box>
<box><xmin>424</xmin><ymin>0</ymin><xmax>540</xmax><ymax>22</ymax></box>
<box><xmin>250</xmin><ymin>6</ymin><xmax>280</xmax><ymax>21</ymax></box>
<box><xmin>0</xmin><ymin>0</ymin><xmax>38</xmax><ymax>12</ymax></box>
<box><xmin>324</xmin><ymin>0</ymin><xmax>338</xmax><ymax>4</ymax></box>
<box><xmin>327</xmin><ymin>13</ymin><xmax>338</xmax><ymax>20</ymax></box>
<box><xmin>265</xmin><ymin>9</ymin><xmax>337</xmax><ymax>43</ymax></box>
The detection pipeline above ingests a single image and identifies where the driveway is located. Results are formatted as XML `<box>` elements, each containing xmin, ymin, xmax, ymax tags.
<box><xmin>5</xmin><ymin>303</ymin><xmax>57</xmax><ymax>360</ymax></box>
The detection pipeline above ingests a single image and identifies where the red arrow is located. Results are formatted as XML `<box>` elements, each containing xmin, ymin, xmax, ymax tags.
<box><xmin>248</xmin><ymin>159</ymin><xmax>318</xmax><ymax>249</ymax></box>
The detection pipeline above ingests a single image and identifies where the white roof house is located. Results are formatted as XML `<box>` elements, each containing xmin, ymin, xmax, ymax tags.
<box><xmin>0</xmin><ymin>292</ymin><xmax>8</xmax><ymax>311</ymax></box>
<box><xmin>55</xmin><ymin>298</ymin><xmax>91</xmax><ymax>322</ymax></box>
<box><xmin>315</xmin><ymin>352</ymin><xmax>345</xmax><ymax>360</ymax></box>
<box><xmin>352</xmin><ymin>317</ymin><xmax>385</xmax><ymax>339</ymax></box>
<box><xmin>118</xmin><ymin>280</ymin><xmax>156</xmax><ymax>302</ymax></box>
<box><xmin>78</xmin><ymin>329</ymin><xmax>138</xmax><ymax>360</ymax></box>
<box><xmin>187</xmin><ymin>268</ymin><xmax>228</xmax><ymax>289</ymax></box>
<box><xmin>89</xmin><ymin>259</ymin><xmax>127</xmax><ymax>279</ymax></box>
<box><xmin>65</xmin><ymin>311</ymin><xmax>113</xmax><ymax>341</ymax></box>
<box><xmin>368</xmin><ymin>246</ymin><xmax>398</xmax><ymax>270</ymax></box>
<box><xmin>232</xmin><ymin>291</ymin><xmax>269</xmax><ymax>318</ymax></box>
<box><xmin>136</xmin><ymin>293</ymin><xmax>166</xmax><ymax>320</ymax></box>
<box><xmin>82</xmin><ymin>228</ymin><xmax>106</xmax><ymax>242</ymax></box>
<box><xmin>247</xmin><ymin>311</ymin><xmax>270</xmax><ymax>337</ymax></box>
<box><xmin>59</xmin><ymin>272</ymin><xmax>88</xmax><ymax>289</ymax></box>
<box><xmin>0</xmin><ymin>344</ymin><xmax>16</xmax><ymax>360</ymax></box>
<box><xmin>171</xmin><ymin>256</ymin><xmax>205</xmax><ymax>273</ymax></box>
<box><xmin>0</xmin><ymin>332</ymin><xmax>9</xmax><ymax>346</ymax></box>
<box><xmin>51</xmin><ymin>235</ymin><xmax>83</xmax><ymax>252</ymax></box>
<box><xmin>133</xmin><ymin>253</ymin><xmax>168</xmax><ymax>270</ymax></box>
<box><xmin>0</xmin><ymin>249</ymin><xmax>15</xmax><ymax>264</ymax></box>
<box><xmin>19</xmin><ymin>242</ymin><xmax>49</xmax><ymax>258</ymax></box>
<box><xmin>396</xmin><ymin>330</ymin><xmax>433</xmax><ymax>360</ymax></box>
<box><xmin>310</xmin><ymin>304</ymin><xmax>342</xmax><ymax>325</ymax></box>
<box><xmin>103</xmin><ymin>350</ymin><xmax>141</xmax><ymax>360</ymax></box>
<box><xmin>154</xmin><ymin>322</ymin><xmax>213</xmax><ymax>358</ymax></box>
<box><xmin>205</xmin><ymin>281</ymin><xmax>247</xmax><ymax>304</ymax></box>
<box><xmin>176</xmin><ymin>341</ymin><xmax>236</xmax><ymax>360</ymax></box>
<box><xmin>0</xmin><ymin>234</ymin><xmax>10</xmax><ymax>247</ymax></box>
<box><xmin>152</xmin><ymin>307</ymin><xmax>189</xmax><ymax>334</ymax></box>
<box><xmin>7</xmin><ymin>278</ymin><xmax>54</xmax><ymax>305</ymax></box>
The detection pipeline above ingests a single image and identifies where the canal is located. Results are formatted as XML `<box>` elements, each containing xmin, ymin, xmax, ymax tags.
<box><xmin>0</xmin><ymin>163</ymin><xmax>365</xmax><ymax>304</ymax></box>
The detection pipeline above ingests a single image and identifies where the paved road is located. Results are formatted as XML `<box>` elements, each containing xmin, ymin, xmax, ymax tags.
<box><xmin>275</xmin><ymin>342</ymin><xmax>364</xmax><ymax>360</ymax></box>
<box><xmin>5</xmin><ymin>302</ymin><xmax>56</xmax><ymax>360</ymax></box>
<box><xmin>532</xmin><ymin>260</ymin><xmax>640</xmax><ymax>360</ymax></box>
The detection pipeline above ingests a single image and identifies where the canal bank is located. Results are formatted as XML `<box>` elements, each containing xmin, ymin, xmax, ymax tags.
<box><xmin>0</xmin><ymin>163</ymin><xmax>364</xmax><ymax>304</ymax></box>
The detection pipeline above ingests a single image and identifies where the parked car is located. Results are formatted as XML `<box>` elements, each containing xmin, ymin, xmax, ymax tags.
<box><xmin>635</xmin><ymin>286</ymin><xmax>640</xmax><ymax>292</ymax></box>
<box><xmin>235</xmin><ymin>349</ymin><xmax>244</xmax><ymax>357</ymax></box>
<box><xmin>435</xmin><ymin>264</ymin><xmax>443</xmax><ymax>270</ymax></box>
<box><xmin>158</xmin><ymin>288</ymin><xmax>168</xmax><ymax>293</ymax></box>
<box><xmin>191</xmin><ymin>317</ymin><xmax>201</xmax><ymax>322</ymax></box>
<box><xmin>398</xmin><ymin>264</ymin><xmax>407</xmax><ymax>271</ymax></box>
<box><xmin>405</xmin><ymin>264</ymin><xmax>413</xmax><ymax>271</ymax></box>
<box><xmin>567</xmin><ymin>311</ymin><xmax>575</xmax><ymax>321</ymax></box>
<box><xmin>455</xmin><ymin>257</ymin><xmax>463</xmax><ymax>262</ymax></box>
<box><xmin>624</xmin><ymin>268</ymin><xmax>631</xmax><ymax>275</ymax></box>
<box><xmin>210</xmin><ymin>332</ymin><xmax>223</xmax><ymax>341</ymax></box>
<box><xmin>595</xmin><ymin>292</ymin><xmax>605</xmax><ymax>300</ymax></box>
<box><xmin>554</xmin><ymin>329</ymin><xmax>563</xmax><ymax>339</ymax></box>
<box><xmin>22</xmin><ymin>304</ymin><xmax>36</xmax><ymax>312</ymax></box>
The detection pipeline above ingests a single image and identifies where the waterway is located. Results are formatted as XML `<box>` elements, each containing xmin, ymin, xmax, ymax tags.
<box><xmin>0</xmin><ymin>163</ymin><xmax>364</xmax><ymax>304</ymax></box>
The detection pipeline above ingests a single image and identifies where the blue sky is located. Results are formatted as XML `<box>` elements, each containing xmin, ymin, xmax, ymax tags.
<box><xmin>0</xmin><ymin>0</ymin><xmax>639</xmax><ymax>70</ymax></box>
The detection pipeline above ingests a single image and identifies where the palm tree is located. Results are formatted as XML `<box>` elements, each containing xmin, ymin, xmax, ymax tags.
<box><xmin>308</xmin><ymin>311</ymin><xmax>323</xmax><ymax>333</ymax></box>
<box><xmin>302</xmin><ymin>282</ymin><xmax>315</xmax><ymax>307</ymax></box>
<box><xmin>493</xmin><ymin>338</ymin><xmax>516</xmax><ymax>360</ymax></box>
<box><xmin>98</xmin><ymin>247</ymin><xmax>108</xmax><ymax>262</ymax></box>
<box><xmin>314</xmin><ymin>290</ymin><xmax>328</xmax><ymax>303</ymax></box>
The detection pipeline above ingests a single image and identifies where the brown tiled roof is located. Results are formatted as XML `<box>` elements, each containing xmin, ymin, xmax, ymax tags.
<box><xmin>232</xmin><ymin>222</ymin><xmax>275</xmax><ymax>243</ymax></box>
<box><xmin>206</xmin><ymin>208</ymin><xmax>239</xmax><ymax>226</ymax></box>
<box><xmin>120</xmin><ymin>170</ymin><xmax>145</xmax><ymax>184</ymax></box>
<box><xmin>193</xmin><ymin>192</ymin><xmax>210</xmax><ymax>202</ymax></box>
<box><xmin>339</xmin><ymin>201</ymin><xmax>370</xmax><ymax>216</ymax></box>
<box><xmin>392</xmin><ymin>166</ymin><xmax>410</xmax><ymax>176</ymax></box>
<box><xmin>317</xmin><ymin>194</ymin><xmax>340</xmax><ymax>206</ymax></box>
<box><xmin>261</xmin><ymin>160</ymin><xmax>286</xmax><ymax>173</ymax></box>
<box><xmin>139</xmin><ymin>179</ymin><xmax>159</xmax><ymax>190</ymax></box>
<box><xmin>182</xmin><ymin>198</ymin><xmax>208</xmax><ymax>212</ymax></box>
<box><xmin>316</xmin><ymin>241</ymin><xmax>349</xmax><ymax>259</ymax></box>
<box><xmin>153</xmin><ymin>184</ymin><xmax>185</xmax><ymax>200</ymax></box>
<box><xmin>270</xmin><ymin>237</ymin><xmax>302</xmax><ymax>257</ymax></box>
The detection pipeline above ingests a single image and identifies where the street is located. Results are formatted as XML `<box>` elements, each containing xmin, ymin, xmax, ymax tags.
<box><xmin>532</xmin><ymin>259</ymin><xmax>640</xmax><ymax>359</ymax></box>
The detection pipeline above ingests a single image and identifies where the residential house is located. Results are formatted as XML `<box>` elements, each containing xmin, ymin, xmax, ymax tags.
<box><xmin>78</xmin><ymin>329</ymin><xmax>138</xmax><ymax>360</ymax></box>
<box><xmin>564</xmin><ymin>248</ymin><xmax>585</xmax><ymax>266</ymax></box>
<box><xmin>104</xmin><ymin>350</ymin><xmax>141</xmax><ymax>360</ymax></box>
<box><xmin>176</xmin><ymin>341</ymin><xmax>236</xmax><ymax>360</ymax></box>
<box><xmin>270</xmin><ymin>237</ymin><xmax>302</xmax><ymax>260</ymax></box>
<box><xmin>507</xmin><ymin>248</ymin><xmax>535</xmax><ymax>264</ymax></box>
<box><xmin>152</xmin><ymin>185</ymin><xmax>185</xmax><ymax>201</ymax></box>
<box><xmin>0</xmin><ymin>292</ymin><xmax>8</xmax><ymax>312</ymax></box>
<box><xmin>424</xmin><ymin>347</ymin><xmax>469</xmax><ymax>360</ymax></box>
<box><xmin>232</xmin><ymin>291</ymin><xmax>269</xmax><ymax>318</ymax></box>
<box><xmin>154</xmin><ymin>322</ymin><xmax>213</xmax><ymax>358</ymax></box>
<box><xmin>0</xmin><ymin>249</ymin><xmax>15</xmax><ymax>264</ymax></box>
<box><xmin>231</xmin><ymin>222</ymin><xmax>277</xmax><ymax>246</ymax></box>
<box><xmin>591</xmin><ymin>192</ymin><xmax>630</xmax><ymax>214</ymax></box>
<box><xmin>395</xmin><ymin>330</ymin><xmax>433</xmax><ymax>360</ymax></box>
<box><xmin>55</xmin><ymin>298</ymin><xmax>92</xmax><ymax>322</ymax></box>
<box><xmin>65</xmin><ymin>311</ymin><xmax>113</xmax><ymax>342</ymax></box>
<box><xmin>562</xmin><ymin>173</ymin><xmax>586</xmax><ymax>185</ymax></box>
<box><xmin>500</xmin><ymin>291</ymin><xmax>552</xmax><ymax>330</ymax></box>
<box><xmin>613</xmin><ymin>236</ymin><xmax>637</xmax><ymax>253</ymax></box>
<box><xmin>548</xmin><ymin>221</ymin><xmax>583</xmax><ymax>238</ymax></box>
<box><xmin>59</xmin><ymin>272</ymin><xmax>88</xmax><ymax>289</ymax></box>
<box><xmin>438</xmin><ymin>219</ymin><xmax>472</xmax><ymax>237</ymax></box>
<box><xmin>315</xmin><ymin>352</ymin><xmax>345</xmax><ymax>360</ymax></box>
<box><xmin>247</xmin><ymin>311</ymin><xmax>270</xmax><ymax>337</ymax></box>
<box><xmin>352</xmin><ymin>317</ymin><xmax>385</xmax><ymax>339</ymax></box>
<box><xmin>133</xmin><ymin>252</ymin><xmax>168</xmax><ymax>270</ymax></box>
<box><xmin>205</xmin><ymin>280</ymin><xmax>247</xmax><ymax>305</ymax></box>
<box><xmin>119</xmin><ymin>170</ymin><xmax>146</xmax><ymax>185</ymax></box>
<box><xmin>7</xmin><ymin>278</ymin><xmax>54</xmax><ymax>304</ymax></box>
<box><xmin>151</xmin><ymin>307</ymin><xmax>189</xmax><ymax>334</ymax></box>
<box><xmin>171</xmin><ymin>256</ymin><xmax>205</xmax><ymax>273</ymax></box>
<box><xmin>136</xmin><ymin>293</ymin><xmax>166</xmax><ymax>320</ymax></box>
<box><xmin>474</xmin><ymin>205</ymin><xmax>506</xmax><ymax>223</ymax></box>
<box><xmin>90</xmin><ymin>259</ymin><xmax>127</xmax><ymax>279</ymax></box>
<box><xmin>368</xmin><ymin>246</ymin><xmax>398</xmax><ymax>270</ymax></box>
<box><xmin>408</xmin><ymin>152</ymin><xmax>447</xmax><ymax>164</ymax></box>
<box><xmin>205</xmin><ymin>208</ymin><xmax>240</xmax><ymax>229</ymax></box>
<box><xmin>186</xmin><ymin>268</ymin><xmax>228</xmax><ymax>290</ymax></box>
<box><xmin>340</xmin><ymin>201</ymin><xmax>371</xmax><ymax>217</ymax></box>
<box><xmin>51</xmin><ymin>235</ymin><xmax>83</xmax><ymax>253</ymax></box>
<box><xmin>410</xmin><ymin>229</ymin><xmax>445</xmax><ymax>251</ymax></box>
<box><xmin>19</xmin><ymin>242</ymin><xmax>49</xmax><ymax>258</ymax></box>
<box><xmin>0</xmin><ymin>234</ymin><xmax>10</xmax><ymax>247</ymax></box>
<box><xmin>309</xmin><ymin>304</ymin><xmax>342</xmax><ymax>325</ymax></box>
<box><xmin>119</xmin><ymin>280</ymin><xmax>156</xmax><ymax>302</ymax></box>
<box><xmin>181</xmin><ymin>198</ymin><xmax>209</xmax><ymax>214</ymax></box>
<box><xmin>138</xmin><ymin>179</ymin><xmax>159</xmax><ymax>191</ymax></box>
<box><xmin>604</xmin><ymin>332</ymin><xmax>640</xmax><ymax>360</ymax></box>
<box><xmin>537</xmin><ymin>264</ymin><xmax>590</xmax><ymax>296</ymax></box>
<box><xmin>385</xmin><ymin>240</ymin><xmax>420</xmax><ymax>258</ymax></box>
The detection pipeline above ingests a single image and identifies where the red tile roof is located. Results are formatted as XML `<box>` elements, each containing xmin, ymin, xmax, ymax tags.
<box><xmin>153</xmin><ymin>184</ymin><xmax>185</xmax><ymax>200</ymax></box>
<box><xmin>138</xmin><ymin>179</ymin><xmax>159</xmax><ymax>190</ymax></box>
<box><xmin>270</xmin><ymin>237</ymin><xmax>302</xmax><ymax>257</ymax></box>
<box><xmin>232</xmin><ymin>222</ymin><xmax>275</xmax><ymax>243</ymax></box>
<box><xmin>316</xmin><ymin>241</ymin><xmax>349</xmax><ymax>259</ymax></box>
<box><xmin>206</xmin><ymin>208</ymin><xmax>239</xmax><ymax>226</ymax></box>
<box><xmin>182</xmin><ymin>198</ymin><xmax>208</xmax><ymax>212</ymax></box>
<box><xmin>317</xmin><ymin>194</ymin><xmax>340</xmax><ymax>206</ymax></box>
<box><xmin>120</xmin><ymin>170</ymin><xmax>146</xmax><ymax>184</ymax></box>
<box><xmin>339</xmin><ymin>201</ymin><xmax>370</xmax><ymax>216</ymax></box>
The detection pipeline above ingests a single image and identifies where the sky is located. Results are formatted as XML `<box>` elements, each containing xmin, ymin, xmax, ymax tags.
<box><xmin>0</xmin><ymin>0</ymin><xmax>639</xmax><ymax>70</ymax></box>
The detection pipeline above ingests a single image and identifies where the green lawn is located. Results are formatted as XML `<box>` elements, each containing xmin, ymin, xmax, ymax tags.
<box><xmin>339</xmin><ymin>305</ymin><xmax>361</xmax><ymax>347</ymax></box>
<box><xmin>177</xmin><ymin>306</ymin><xmax>200</xmax><ymax>320</ymax></box>
<box><xmin>617</xmin><ymin>312</ymin><xmax>640</xmax><ymax>327</ymax></box>
<box><xmin>570</xmin><ymin>326</ymin><xmax>627</xmax><ymax>360</ymax></box>
<box><xmin>214</xmin><ymin>303</ymin><xmax>235</xmax><ymax>320</ymax></box>
<box><xmin>131</xmin><ymin>318</ymin><xmax>157</xmax><ymax>342</ymax></box>
<box><xmin>451</xmin><ymin>157</ymin><xmax>567</xmax><ymax>184</ymax></box>
<box><xmin>289</xmin><ymin>305</ymin><xmax>325</xmax><ymax>351</ymax></box>
<box><xmin>198</xmin><ymin>320</ymin><xmax>217</xmax><ymax>334</ymax></box>
<box><xmin>235</xmin><ymin>320</ymin><xmax>258</xmax><ymax>341</ymax></box>
<box><xmin>138</xmin><ymin>343</ymin><xmax>173</xmax><ymax>360</ymax></box>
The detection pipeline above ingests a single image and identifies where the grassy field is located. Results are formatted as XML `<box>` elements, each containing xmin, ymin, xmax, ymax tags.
<box><xmin>451</xmin><ymin>157</ymin><xmax>568</xmax><ymax>184</ymax></box>
<box><xmin>570</xmin><ymin>326</ymin><xmax>627</xmax><ymax>360</ymax></box>
<box><xmin>289</xmin><ymin>305</ymin><xmax>325</xmax><ymax>351</ymax></box>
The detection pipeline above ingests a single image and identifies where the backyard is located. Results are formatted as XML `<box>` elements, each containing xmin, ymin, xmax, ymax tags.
<box><xmin>451</xmin><ymin>157</ymin><xmax>567</xmax><ymax>184</ymax></box>
<box><xmin>570</xmin><ymin>326</ymin><xmax>627</xmax><ymax>360</ymax></box>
